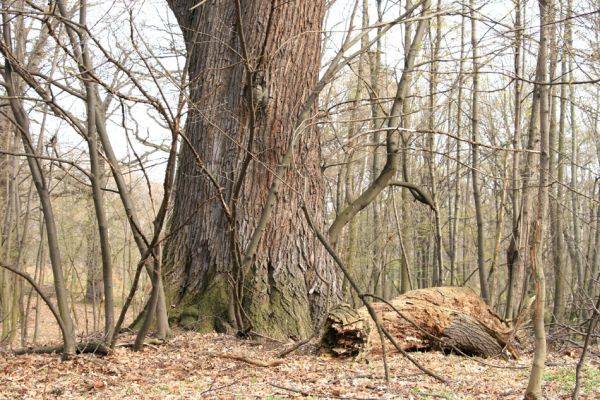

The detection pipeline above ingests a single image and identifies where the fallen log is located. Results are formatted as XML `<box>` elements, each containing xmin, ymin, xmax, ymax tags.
<box><xmin>321</xmin><ymin>287</ymin><xmax>520</xmax><ymax>359</ymax></box>
<box><xmin>13</xmin><ymin>340</ymin><xmax>111</xmax><ymax>356</ymax></box>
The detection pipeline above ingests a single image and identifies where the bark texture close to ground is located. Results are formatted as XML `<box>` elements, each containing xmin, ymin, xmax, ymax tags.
<box><xmin>321</xmin><ymin>287</ymin><xmax>519</xmax><ymax>359</ymax></box>
<box><xmin>163</xmin><ymin>0</ymin><xmax>338</xmax><ymax>339</ymax></box>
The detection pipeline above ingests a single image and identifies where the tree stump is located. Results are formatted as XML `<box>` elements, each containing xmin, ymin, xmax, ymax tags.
<box><xmin>321</xmin><ymin>287</ymin><xmax>520</xmax><ymax>359</ymax></box>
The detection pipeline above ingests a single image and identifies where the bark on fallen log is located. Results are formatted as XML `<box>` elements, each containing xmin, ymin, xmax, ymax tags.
<box><xmin>322</xmin><ymin>287</ymin><xmax>520</xmax><ymax>359</ymax></box>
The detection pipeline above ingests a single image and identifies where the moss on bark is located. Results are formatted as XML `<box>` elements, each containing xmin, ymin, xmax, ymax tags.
<box><xmin>169</xmin><ymin>278</ymin><xmax>231</xmax><ymax>333</ymax></box>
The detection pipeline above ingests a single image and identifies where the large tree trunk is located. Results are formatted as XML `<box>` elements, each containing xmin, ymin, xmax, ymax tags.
<box><xmin>321</xmin><ymin>287</ymin><xmax>520</xmax><ymax>359</ymax></box>
<box><xmin>163</xmin><ymin>0</ymin><xmax>338</xmax><ymax>340</ymax></box>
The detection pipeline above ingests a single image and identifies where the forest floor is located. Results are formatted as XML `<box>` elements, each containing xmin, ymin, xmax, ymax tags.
<box><xmin>1</xmin><ymin>329</ymin><xmax>599</xmax><ymax>400</ymax></box>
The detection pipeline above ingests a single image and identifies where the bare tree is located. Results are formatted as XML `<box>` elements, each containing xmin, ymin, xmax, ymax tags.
<box><xmin>525</xmin><ymin>0</ymin><xmax>551</xmax><ymax>397</ymax></box>
<box><xmin>0</xmin><ymin>0</ymin><xmax>76</xmax><ymax>354</ymax></box>
<box><xmin>470</xmin><ymin>0</ymin><xmax>489</xmax><ymax>304</ymax></box>
<box><xmin>328</xmin><ymin>0</ymin><xmax>432</xmax><ymax>244</ymax></box>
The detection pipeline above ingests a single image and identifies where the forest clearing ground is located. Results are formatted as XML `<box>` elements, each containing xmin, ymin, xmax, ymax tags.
<box><xmin>1</xmin><ymin>330</ymin><xmax>599</xmax><ymax>400</ymax></box>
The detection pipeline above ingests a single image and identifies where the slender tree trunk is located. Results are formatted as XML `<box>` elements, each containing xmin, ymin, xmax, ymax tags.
<box><xmin>489</xmin><ymin>155</ymin><xmax>508</xmax><ymax>309</ymax></box>
<box><xmin>427</xmin><ymin>0</ymin><xmax>444</xmax><ymax>286</ymax></box>
<box><xmin>450</xmin><ymin>4</ymin><xmax>467</xmax><ymax>287</ymax></box>
<box><xmin>565</xmin><ymin>0</ymin><xmax>583</xmax><ymax>300</ymax></box>
<box><xmin>525</xmin><ymin>1</ymin><xmax>551</xmax><ymax>397</ymax></box>
<box><xmin>505</xmin><ymin>0</ymin><xmax>523</xmax><ymax>320</ymax></box>
<box><xmin>470</xmin><ymin>0</ymin><xmax>489</xmax><ymax>303</ymax></box>
<box><xmin>0</xmin><ymin>130</ymin><xmax>17</xmax><ymax>345</ymax></box>
<box><xmin>399</xmin><ymin>0</ymin><xmax>414</xmax><ymax>294</ymax></box>
<box><xmin>328</xmin><ymin>0</ymin><xmax>431</xmax><ymax>244</ymax></box>
<box><xmin>551</xmin><ymin>8</ymin><xmax>567</xmax><ymax>322</ymax></box>
<box><xmin>0</xmin><ymin>8</ymin><xmax>76</xmax><ymax>353</ymax></box>
<box><xmin>590</xmin><ymin>181</ymin><xmax>600</xmax><ymax>300</ymax></box>
<box><xmin>344</xmin><ymin>1</ymin><xmax>371</xmax><ymax>304</ymax></box>
<box><xmin>77</xmin><ymin>0</ymin><xmax>114</xmax><ymax>342</ymax></box>
<box><xmin>368</xmin><ymin>0</ymin><xmax>386</xmax><ymax>297</ymax></box>
<box><xmin>590</xmin><ymin>91</ymin><xmax>600</xmax><ymax>302</ymax></box>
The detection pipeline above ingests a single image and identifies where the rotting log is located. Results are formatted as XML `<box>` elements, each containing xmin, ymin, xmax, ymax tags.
<box><xmin>322</xmin><ymin>287</ymin><xmax>520</xmax><ymax>359</ymax></box>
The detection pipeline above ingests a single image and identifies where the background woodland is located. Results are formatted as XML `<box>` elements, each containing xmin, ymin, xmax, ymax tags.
<box><xmin>1</xmin><ymin>0</ymin><xmax>600</xmax><ymax>398</ymax></box>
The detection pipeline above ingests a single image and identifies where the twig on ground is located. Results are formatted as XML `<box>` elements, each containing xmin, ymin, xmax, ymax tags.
<box><xmin>277</xmin><ymin>318</ymin><xmax>326</xmax><ymax>358</ymax></box>
<box><xmin>204</xmin><ymin>351</ymin><xmax>283</xmax><ymax>367</ymax></box>
<box><xmin>270</xmin><ymin>382</ymin><xmax>311</xmax><ymax>396</ymax></box>
<box><xmin>270</xmin><ymin>382</ymin><xmax>381</xmax><ymax>400</ymax></box>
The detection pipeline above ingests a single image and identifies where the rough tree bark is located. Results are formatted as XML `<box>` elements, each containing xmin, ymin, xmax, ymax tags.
<box><xmin>163</xmin><ymin>0</ymin><xmax>338</xmax><ymax>339</ymax></box>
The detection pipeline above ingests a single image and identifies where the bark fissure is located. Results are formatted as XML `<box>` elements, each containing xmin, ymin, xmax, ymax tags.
<box><xmin>164</xmin><ymin>0</ymin><xmax>338</xmax><ymax>339</ymax></box>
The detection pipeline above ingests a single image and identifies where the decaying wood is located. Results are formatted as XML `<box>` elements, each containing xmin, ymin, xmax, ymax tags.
<box><xmin>322</xmin><ymin>287</ymin><xmax>520</xmax><ymax>359</ymax></box>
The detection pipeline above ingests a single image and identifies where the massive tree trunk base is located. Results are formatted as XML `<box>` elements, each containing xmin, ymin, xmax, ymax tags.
<box><xmin>321</xmin><ymin>287</ymin><xmax>520</xmax><ymax>359</ymax></box>
<box><xmin>170</xmin><ymin>275</ymin><xmax>314</xmax><ymax>340</ymax></box>
<box><xmin>163</xmin><ymin>0</ymin><xmax>337</xmax><ymax>342</ymax></box>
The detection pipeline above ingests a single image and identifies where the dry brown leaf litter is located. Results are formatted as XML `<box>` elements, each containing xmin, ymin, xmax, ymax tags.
<box><xmin>0</xmin><ymin>331</ymin><xmax>598</xmax><ymax>399</ymax></box>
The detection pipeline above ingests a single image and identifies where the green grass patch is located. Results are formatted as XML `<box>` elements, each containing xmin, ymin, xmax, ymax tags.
<box><xmin>543</xmin><ymin>365</ymin><xmax>600</xmax><ymax>395</ymax></box>
<box><xmin>412</xmin><ymin>387</ymin><xmax>458</xmax><ymax>399</ymax></box>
